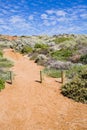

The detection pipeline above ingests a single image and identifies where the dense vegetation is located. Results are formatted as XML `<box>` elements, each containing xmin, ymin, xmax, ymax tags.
<box><xmin>0</xmin><ymin>48</ymin><xmax>13</xmax><ymax>91</ymax></box>
<box><xmin>54</xmin><ymin>37</ymin><xmax>73</xmax><ymax>44</ymax></box>
<box><xmin>79</xmin><ymin>54</ymin><xmax>87</xmax><ymax>64</ymax></box>
<box><xmin>51</xmin><ymin>48</ymin><xmax>73</xmax><ymax>61</ymax></box>
<box><xmin>61</xmin><ymin>68</ymin><xmax>87</xmax><ymax>104</ymax></box>
<box><xmin>21</xmin><ymin>45</ymin><xmax>33</xmax><ymax>54</ymax></box>
<box><xmin>0</xmin><ymin>34</ymin><xmax>87</xmax><ymax>103</ymax></box>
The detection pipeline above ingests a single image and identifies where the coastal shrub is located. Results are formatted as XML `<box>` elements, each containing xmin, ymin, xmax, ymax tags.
<box><xmin>0</xmin><ymin>78</ymin><xmax>5</xmax><ymax>91</ymax></box>
<box><xmin>69</xmin><ymin>55</ymin><xmax>81</xmax><ymax>63</ymax></box>
<box><xmin>21</xmin><ymin>45</ymin><xmax>33</xmax><ymax>54</ymax></box>
<box><xmin>29</xmin><ymin>52</ymin><xmax>38</xmax><ymax>60</ymax></box>
<box><xmin>0</xmin><ymin>70</ymin><xmax>12</xmax><ymax>81</ymax></box>
<box><xmin>61</xmin><ymin>68</ymin><xmax>87</xmax><ymax>104</ymax></box>
<box><xmin>79</xmin><ymin>54</ymin><xmax>87</xmax><ymax>64</ymax></box>
<box><xmin>66</xmin><ymin>65</ymin><xmax>87</xmax><ymax>79</ymax></box>
<box><xmin>0</xmin><ymin>50</ymin><xmax>13</xmax><ymax>91</ymax></box>
<box><xmin>34</xmin><ymin>43</ymin><xmax>48</xmax><ymax>49</ymax></box>
<box><xmin>34</xmin><ymin>43</ymin><xmax>50</xmax><ymax>57</ymax></box>
<box><xmin>0</xmin><ymin>58</ymin><xmax>13</xmax><ymax>68</ymax></box>
<box><xmin>51</xmin><ymin>49</ymin><xmax>73</xmax><ymax>61</ymax></box>
<box><xmin>35</xmin><ymin>54</ymin><xmax>48</xmax><ymax>66</ymax></box>
<box><xmin>54</xmin><ymin>37</ymin><xmax>72</xmax><ymax>44</ymax></box>
<box><xmin>0</xmin><ymin>50</ymin><xmax>3</xmax><ymax>57</ymax></box>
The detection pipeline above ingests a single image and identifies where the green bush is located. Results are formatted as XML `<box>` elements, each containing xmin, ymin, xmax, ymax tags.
<box><xmin>61</xmin><ymin>68</ymin><xmax>87</xmax><ymax>104</ymax></box>
<box><xmin>0</xmin><ymin>49</ymin><xmax>13</xmax><ymax>91</ymax></box>
<box><xmin>0</xmin><ymin>78</ymin><xmax>5</xmax><ymax>91</ymax></box>
<box><xmin>43</xmin><ymin>68</ymin><xmax>61</xmax><ymax>78</ymax></box>
<box><xmin>34</xmin><ymin>43</ymin><xmax>48</xmax><ymax>49</ymax></box>
<box><xmin>21</xmin><ymin>45</ymin><xmax>33</xmax><ymax>54</ymax></box>
<box><xmin>51</xmin><ymin>49</ymin><xmax>73</xmax><ymax>61</ymax></box>
<box><xmin>66</xmin><ymin>65</ymin><xmax>87</xmax><ymax>79</ymax></box>
<box><xmin>80</xmin><ymin>54</ymin><xmax>87</xmax><ymax>64</ymax></box>
<box><xmin>54</xmin><ymin>37</ymin><xmax>72</xmax><ymax>44</ymax></box>
<box><xmin>0</xmin><ymin>58</ymin><xmax>13</xmax><ymax>68</ymax></box>
<box><xmin>0</xmin><ymin>50</ymin><xmax>3</xmax><ymax>57</ymax></box>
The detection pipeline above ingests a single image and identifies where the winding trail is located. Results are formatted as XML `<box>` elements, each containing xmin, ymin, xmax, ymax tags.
<box><xmin>0</xmin><ymin>49</ymin><xmax>87</xmax><ymax>130</ymax></box>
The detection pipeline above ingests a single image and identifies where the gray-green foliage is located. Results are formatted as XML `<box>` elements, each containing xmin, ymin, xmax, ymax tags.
<box><xmin>0</xmin><ymin>70</ymin><xmax>12</xmax><ymax>81</ymax></box>
<box><xmin>61</xmin><ymin>66</ymin><xmax>87</xmax><ymax>104</ymax></box>
<box><xmin>0</xmin><ymin>49</ymin><xmax>13</xmax><ymax>90</ymax></box>
<box><xmin>43</xmin><ymin>68</ymin><xmax>61</xmax><ymax>78</ymax></box>
<box><xmin>0</xmin><ymin>58</ymin><xmax>13</xmax><ymax>68</ymax></box>
<box><xmin>66</xmin><ymin>65</ymin><xmax>87</xmax><ymax>79</ymax></box>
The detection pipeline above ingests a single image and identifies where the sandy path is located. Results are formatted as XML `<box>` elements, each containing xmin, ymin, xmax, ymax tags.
<box><xmin>0</xmin><ymin>49</ymin><xmax>87</xmax><ymax>130</ymax></box>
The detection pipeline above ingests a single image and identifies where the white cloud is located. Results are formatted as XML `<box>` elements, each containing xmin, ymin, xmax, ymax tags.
<box><xmin>0</xmin><ymin>2</ymin><xmax>87</xmax><ymax>35</ymax></box>
<box><xmin>10</xmin><ymin>9</ymin><xmax>18</xmax><ymax>13</ymax></box>
<box><xmin>1</xmin><ymin>9</ymin><xmax>8</xmax><ymax>14</ymax></box>
<box><xmin>8</xmin><ymin>15</ymin><xmax>31</xmax><ymax>31</ymax></box>
<box><xmin>43</xmin><ymin>20</ymin><xmax>50</xmax><ymax>26</ymax></box>
<box><xmin>56</xmin><ymin>10</ymin><xmax>66</xmax><ymax>16</ymax></box>
<box><xmin>57</xmin><ymin>17</ymin><xmax>66</xmax><ymax>22</ymax></box>
<box><xmin>80</xmin><ymin>13</ymin><xmax>87</xmax><ymax>19</ymax></box>
<box><xmin>1</xmin><ymin>25</ymin><xmax>11</xmax><ymax>31</ymax></box>
<box><xmin>51</xmin><ymin>21</ymin><xmax>57</xmax><ymax>25</ymax></box>
<box><xmin>43</xmin><ymin>19</ymin><xmax>57</xmax><ymax>26</ymax></box>
<box><xmin>49</xmin><ymin>15</ymin><xmax>56</xmax><ymax>20</ymax></box>
<box><xmin>46</xmin><ymin>9</ymin><xmax>66</xmax><ymax>16</ymax></box>
<box><xmin>10</xmin><ymin>16</ymin><xmax>25</xmax><ymax>23</ymax></box>
<box><xmin>41</xmin><ymin>14</ymin><xmax>48</xmax><ymax>19</ymax></box>
<box><xmin>29</xmin><ymin>15</ymin><xmax>34</xmax><ymax>20</ymax></box>
<box><xmin>0</xmin><ymin>19</ymin><xmax>4</xmax><ymax>24</ymax></box>
<box><xmin>46</xmin><ymin>9</ymin><xmax>54</xmax><ymax>14</ymax></box>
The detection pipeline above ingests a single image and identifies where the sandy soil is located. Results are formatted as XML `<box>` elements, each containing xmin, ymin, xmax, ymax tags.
<box><xmin>0</xmin><ymin>49</ymin><xmax>87</xmax><ymax>130</ymax></box>
<box><xmin>0</xmin><ymin>35</ymin><xmax>18</xmax><ymax>41</ymax></box>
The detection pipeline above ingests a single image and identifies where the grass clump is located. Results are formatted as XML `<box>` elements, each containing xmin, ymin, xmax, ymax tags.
<box><xmin>0</xmin><ymin>58</ymin><xmax>13</xmax><ymax>68</ymax></box>
<box><xmin>54</xmin><ymin>37</ymin><xmax>72</xmax><ymax>44</ymax></box>
<box><xmin>21</xmin><ymin>45</ymin><xmax>33</xmax><ymax>54</ymax></box>
<box><xmin>0</xmin><ymin>49</ymin><xmax>14</xmax><ymax>91</ymax></box>
<box><xmin>61</xmin><ymin>68</ymin><xmax>87</xmax><ymax>104</ymax></box>
<box><xmin>34</xmin><ymin>43</ymin><xmax>48</xmax><ymax>49</ymax></box>
<box><xmin>0</xmin><ymin>78</ymin><xmax>5</xmax><ymax>91</ymax></box>
<box><xmin>51</xmin><ymin>49</ymin><xmax>73</xmax><ymax>61</ymax></box>
<box><xmin>43</xmin><ymin>68</ymin><xmax>61</xmax><ymax>78</ymax></box>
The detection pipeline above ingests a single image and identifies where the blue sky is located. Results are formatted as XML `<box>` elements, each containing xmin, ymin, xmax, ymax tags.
<box><xmin>0</xmin><ymin>0</ymin><xmax>87</xmax><ymax>35</ymax></box>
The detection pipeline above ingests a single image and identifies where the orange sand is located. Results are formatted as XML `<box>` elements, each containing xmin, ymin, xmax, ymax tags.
<box><xmin>0</xmin><ymin>49</ymin><xmax>86</xmax><ymax>130</ymax></box>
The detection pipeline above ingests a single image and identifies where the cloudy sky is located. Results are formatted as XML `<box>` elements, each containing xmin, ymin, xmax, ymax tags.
<box><xmin>0</xmin><ymin>0</ymin><xmax>87</xmax><ymax>35</ymax></box>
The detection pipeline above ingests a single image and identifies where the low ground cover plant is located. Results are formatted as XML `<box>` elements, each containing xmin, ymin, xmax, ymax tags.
<box><xmin>43</xmin><ymin>68</ymin><xmax>61</xmax><ymax>78</ymax></box>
